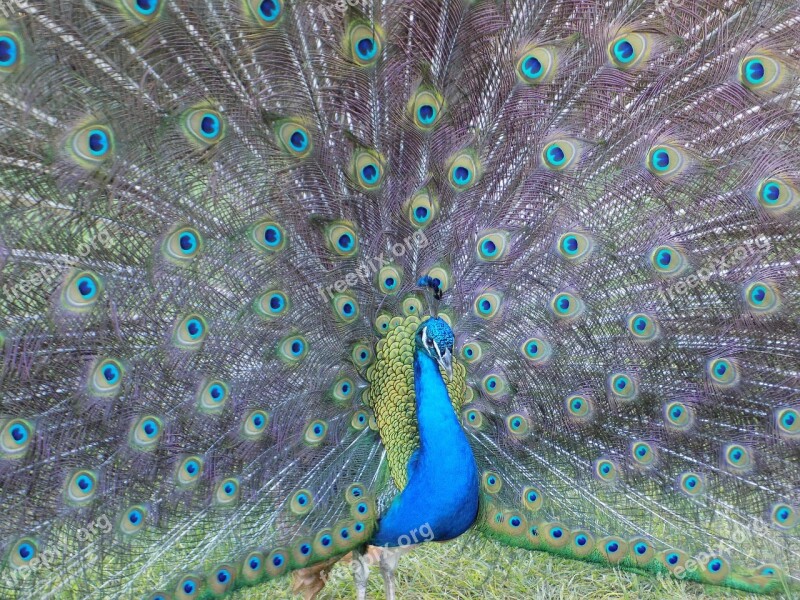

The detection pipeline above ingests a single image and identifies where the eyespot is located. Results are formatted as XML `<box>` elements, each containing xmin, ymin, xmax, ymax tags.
<box><xmin>9</xmin><ymin>538</ymin><xmax>38</xmax><ymax>569</ymax></box>
<box><xmin>1</xmin><ymin>419</ymin><xmax>34</xmax><ymax>459</ymax></box>
<box><xmin>244</xmin><ymin>0</ymin><xmax>283</xmax><ymax>27</ymax></box>
<box><xmin>242</xmin><ymin>550</ymin><xmax>265</xmax><ymax>582</ymax></box>
<box><xmin>756</xmin><ymin>177</ymin><xmax>798</xmax><ymax>215</ymax></box>
<box><xmin>482</xmin><ymin>471</ymin><xmax>503</xmax><ymax>494</ymax></box>
<box><xmin>599</xmin><ymin>537</ymin><xmax>628</xmax><ymax>564</ymax></box>
<box><xmin>291</xmin><ymin>539</ymin><xmax>314</xmax><ymax>566</ymax></box>
<box><xmin>723</xmin><ymin>443</ymin><xmax>752</xmax><ymax>471</ymax></box>
<box><xmin>207</xmin><ymin>564</ymin><xmax>236</xmax><ymax>595</ymax></box>
<box><xmin>505</xmin><ymin>413</ymin><xmax>529</xmax><ymax>436</ymax></box>
<box><xmin>351</xmin><ymin>499</ymin><xmax>374</xmax><ymax>520</ymax></box>
<box><xmin>447</xmin><ymin>150</ymin><xmax>481</xmax><ymax>191</ymax></box>
<box><xmin>374</xmin><ymin>313</ymin><xmax>392</xmax><ymax>335</ymax></box>
<box><xmin>345</xmin><ymin>483</ymin><xmax>366</xmax><ymax>504</ymax></box>
<box><xmin>410</xmin><ymin>87</ymin><xmax>444</xmax><ymax>130</ymax></box>
<box><xmin>304</xmin><ymin>420</ymin><xmax>328</xmax><ymax>446</ymax></box>
<box><xmin>66</xmin><ymin>469</ymin><xmax>98</xmax><ymax>505</ymax></box>
<box><xmin>175</xmin><ymin>574</ymin><xmax>201</xmax><ymax>600</ymax></box>
<box><xmin>119</xmin><ymin>0</ymin><xmax>163</xmax><ymax>22</ymax></box>
<box><xmin>549</xmin><ymin>292</ymin><xmax>584</xmax><ymax>320</ymax></box>
<box><xmin>770</xmin><ymin>503</ymin><xmax>796</xmax><ymax>530</ymax></box>
<box><xmin>516</xmin><ymin>45</ymin><xmax>556</xmax><ymax>84</ymax></box>
<box><xmin>659</xmin><ymin>549</ymin><xmax>689</xmax><ymax>573</ymax></box>
<box><xmin>571</xmin><ymin>531</ymin><xmax>595</xmax><ymax>557</ymax></box>
<box><xmin>352</xmin><ymin>148</ymin><xmax>385</xmax><ymax>190</ymax></box>
<box><xmin>739</xmin><ymin>54</ymin><xmax>783</xmax><ymax>92</ymax></box>
<box><xmin>557</xmin><ymin>231</ymin><xmax>592</xmax><ymax>262</ymax></box>
<box><xmin>742</xmin><ymin>280</ymin><xmax>779</xmax><ymax>315</ymax></box>
<box><xmin>542</xmin><ymin>139</ymin><xmax>579</xmax><ymax>171</ymax></box>
<box><xmin>594</xmin><ymin>458</ymin><xmax>618</xmax><ymax>483</ymax></box>
<box><xmin>608</xmin><ymin>372</ymin><xmax>639</xmax><ymax>401</ymax></box>
<box><xmin>664</xmin><ymin>401</ymin><xmax>694</xmax><ymax>430</ymax></box>
<box><xmin>522</xmin><ymin>486</ymin><xmax>544</xmax><ymax>512</ymax></box>
<box><xmin>426</xmin><ymin>266</ymin><xmax>451</xmax><ymax>294</ymax></box>
<box><xmin>482</xmin><ymin>374</ymin><xmax>508</xmax><ymax>397</ymax></box>
<box><xmin>348</xmin><ymin>409</ymin><xmax>368</xmax><ymax>430</ymax></box>
<box><xmin>254</xmin><ymin>290</ymin><xmax>290</xmax><ymax>320</ymax></box>
<box><xmin>626</xmin><ymin>313</ymin><xmax>659</xmax><ymax>341</ymax></box>
<box><xmin>60</xmin><ymin>270</ymin><xmax>104</xmax><ymax>313</ymax></box>
<box><xmin>678</xmin><ymin>472</ymin><xmax>705</xmax><ymax>496</ymax></box>
<box><xmin>275</xmin><ymin>119</ymin><xmax>312</xmax><ymax>158</ymax></box>
<box><xmin>265</xmin><ymin>549</ymin><xmax>289</xmax><ymax>577</ymax></box>
<box><xmin>351</xmin><ymin>342</ymin><xmax>373</xmax><ymax>367</ymax></box>
<box><xmin>707</xmin><ymin>358</ymin><xmax>739</xmax><ymax>388</ymax></box>
<box><xmin>520</xmin><ymin>337</ymin><xmax>552</xmax><ymax>365</ymax></box>
<box><xmin>0</xmin><ymin>31</ymin><xmax>23</xmax><ymax>74</ymax></box>
<box><xmin>646</xmin><ymin>144</ymin><xmax>687</xmax><ymax>179</ymax></box>
<box><xmin>197</xmin><ymin>380</ymin><xmax>229</xmax><ymax>414</ymax></box>
<box><xmin>755</xmin><ymin>564</ymin><xmax>780</xmax><ymax>578</ymax></box>
<box><xmin>401</xmin><ymin>296</ymin><xmax>423</xmax><ymax>316</ymax></box>
<box><xmin>608</xmin><ymin>32</ymin><xmax>651</xmax><ymax>69</ymax></box>
<box><xmin>631</xmin><ymin>441</ymin><xmax>655</xmax><ymax>467</ymax></box>
<box><xmin>119</xmin><ymin>504</ymin><xmax>148</xmax><ymax>535</ymax></box>
<box><xmin>461</xmin><ymin>341</ymin><xmax>483</xmax><ymax>364</ymax></box>
<box><xmin>406</xmin><ymin>188</ymin><xmax>438</xmax><ymax>228</ymax></box>
<box><xmin>278</xmin><ymin>335</ymin><xmax>308</xmax><ymax>363</ymax></box>
<box><xmin>774</xmin><ymin>407</ymin><xmax>799</xmax><ymax>439</ymax></box>
<box><xmin>181</xmin><ymin>106</ymin><xmax>225</xmax><ymax>147</ymax></box>
<box><xmin>250</xmin><ymin>219</ymin><xmax>287</xmax><ymax>253</ymax></box>
<box><xmin>649</xmin><ymin>244</ymin><xmax>686</xmax><ymax>277</ymax></box>
<box><xmin>313</xmin><ymin>529</ymin><xmax>335</xmax><ymax>557</ymax></box>
<box><xmin>242</xmin><ymin>409</ymin><xmax>270</xmax><ymax>439</ymax></box>
<box><xmin>89</xmin><ymin>358</ymin><xmax>125</xmax><ymax>398</ymax></box>
<box><xmin>473</xmin><ymin>291</ymin><xmax>502</xmax><ymax>319</ymax></box>
<box><xmin>162</xmin><ymin>226</ymin><xmax>203</xmax><ymax>264</ymax></box>
<box><xmin>565</xmin><ymin>394</ymin><xmax>593</xmax><ymax>422</ymax></box>
<box><xmin>377</xmin><ymin>265</ymin><xmax>402</xmax><ymax>295</ymax></box>
<box><xmin>331</xmin><ymin>293</ymin><xmax>359</xmax><ymax>323</ymax></box>
<box><xmin>129</xmin><ymin>415</ymin><xmax>163</xmax><ymax>451</ymax></box>
<box><xmin>476</xmin><ymin>230</ymin><xmax>509</xmax><ymax>262</ymax></box>
<box><xmin>628</xmin><ymin>538</ymin><xmax>654</xmax><ymax>565</ymax></box>
<box><xmin>325</xmin><ymin>221</ymin><xmax>359</xmax><ymax>257</ymax></box>
<box><xmin>175</xmin><ymin>456</ymin><xmax>204</xmax><ymax>487</ymax></box>
<box><xmin>542</xmin><ymin>523</ymin><xmax>570</xmax><ymax>549</ymax></box>
<box><xmin>701</xmin><ymin>556</ymin><xmax>730</xmax><ymax>584</ymax></box>
<box><xmin>462</xmin><ymin>407</ymin><xmax>484</xmax><ymax>429</ymax></box>
<box><xmin>327</xmin><ymin>377</ymin><xmax>354</xmax><ymax>405</ymax></box>
<box><xmin>347</xmin><ymin>22</ymin><xmax>384</xmax><ymax>67</ymax></box>
<box><xmin>67</xmin><ymin>123</ymin><xmax>114</xmax><ymax>168</ymax></box>
<box><xmin>214</xmin><ymin>477</ymin><xmax>240</xmax><ymax>506</ymax></box>
<box><xmin>173</xmin><ymin>314</ymin><xmax>207</xmax><ymax>350</ymax></box>
<box><xmin>499</xmin><ymin>511</ymin><xmax>527</xmax><ymax>537</ymax></box>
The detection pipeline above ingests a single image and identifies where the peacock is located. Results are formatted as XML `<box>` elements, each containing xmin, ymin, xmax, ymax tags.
<box><xmin>0</xmin><ymin>0</ymin><xmax>798</xmax><ymax>598</ymax></box>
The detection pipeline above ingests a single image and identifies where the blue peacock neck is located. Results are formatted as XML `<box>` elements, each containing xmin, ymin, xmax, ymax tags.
<box><xmin>371</xmin><ymin>348</ymin><xmax>479</xmax><ymax>547</ymax></box>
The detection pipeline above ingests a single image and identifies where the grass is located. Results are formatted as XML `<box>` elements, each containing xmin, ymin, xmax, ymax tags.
<box><xmin>229</xmin><ymin>532</ymin><xmax>796</xmax><ymax>600</ymax></box>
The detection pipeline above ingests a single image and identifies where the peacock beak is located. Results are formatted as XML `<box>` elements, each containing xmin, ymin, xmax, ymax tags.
<box><xmin>437</xmin><ymin>347</ymin><xmax>453</xmax><ymax>381</ymax></box>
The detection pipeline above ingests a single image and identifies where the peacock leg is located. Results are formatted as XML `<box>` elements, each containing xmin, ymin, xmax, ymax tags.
<box><xmin>379</xmin><ymin>546</ymin><xmax>412</xmax><ymax>600</ymax></box>
<box><xmin>351</xmin><ymin>545</ymin><xmax>371</xmax><ymax>600</ymax></box>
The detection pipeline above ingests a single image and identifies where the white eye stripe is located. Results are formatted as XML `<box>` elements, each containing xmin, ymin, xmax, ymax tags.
<box><xmin>433</xmin><ymin>340</ymin><xmax>441</xmax><ymax>356</ymax></box>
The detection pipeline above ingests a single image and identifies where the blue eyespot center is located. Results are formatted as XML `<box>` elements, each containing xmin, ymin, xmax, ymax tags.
<box><xmin>179</xmin><ymin>232</ymin><xmax>197</xmax><ymax>253</ymax></box>
<box><xmin>321</xmin><ymin>535</ymin><xmax>332</xmax><ymax>546</ymax></box>
<box><xmin>18</xmin><ymin>543</ymin><xmax>33</xmax><ymax>560</ymax></box>
<box><xmin>635</xmin><ymin>543</ymin><xmax>647</xmax><ymax>555</ymax></box>
<box><xmin>143</xmin><ymin>420</ymin><xmax>158</xmax><ymax>437</ymax></box>
<box><xmin>183</xmin><ymin>581</ymin><xmax>195</xmax><ymax>594</ymax></box>
<box><xmin>418</xmin><ymin>104</ymin><xmax>435</xmax><ymax>124</ymax></box>
<box><xmin>657</xmin><ymin>250</ymin><xmax>672</xmax><ymax>266</ymax></box>
<box><xmin>745</xmin><ymin>59</ymin><xmax>765</xmax><ymax>83</ymax></box>
<box><xmin>103</xmin><ymin>365</ymin><xmax>119</xmax><ymax>382</ymax></box>
<box><xmin>576</xmin><ymin>535</ymin><xmax>587</xmax><ymax>546</ymax></box>
<box><xmin>606</xmin><ymin>541</ymin><xmax>619</xmax><ymax>553</ymax></box>
<box><xmin>259</xmin><ymin>0</ymin><xmax>280</xmax><ymax>21</ymax></box>
<box><xmin>77</xmin><ymin>277</ymin><xmax>97</xmax><ymax>298</ymax></box>
<box><xmin>614</xmin><ymin>39</ymin><xmax>634</xmax><ymax>63</ymax></box>
<box><xmin>356</xmin><ymin>38</ymin><xmax>376</xmax><ymax>60</ymax></box>
<box><xmin>414</xmin><ymin>206</ymin><xmax>429</xmax><ymax>221</ymax></box>
<box><xmin>563</xmin><ymin>236</ymin><xmax>578</xmax><ymax>253</ymax></box>
<box><xmin>128</xmin><ymin>510</ymin><xmax>141</xmax><ymax>524</ymax></box>
<box><xmin>186</xmin><ymin>460</ymin><xmax>198</xmax><ymax>475</ymax></box>
<box><xmin>710</xmin><ymin>559</ymin><xmax>722</xmax><ymax>572</ymax></box>
<box><xmin>88</xmin><ymin>130</ymin><xmax>109</xmax><ymax>156</ymax></box>
<box><xmin>135</xmin><ymin>0</ymin><xmax>157</xmax><ymax>15</ymax></box>
<box><xmin>523</xmin><ymin>56</ymin><xmax>542</xmax><ymax>78</ymax></box>
<box><xmin>454</xmin><ymin>166</ymin><xmax>471</xmax><ymax>184</ymax></box>
<box><xmin>210</xmin><ymin>385</ymin><xmax>223</xmax><ymax>400</ymax></box>
<box><xmin>291</xmin><ymin>340</ymin><xmax>303</xmax><ymax>355</ymax></box>
<box><xmin>264</xmin><ymin>226</ymin><xmax>281</xmax><ymax>246</ymax></box>
<box><xmin>272</xmin><ymin>555</ymin><xmax>284</xmax><ymax>566</ymax></box>
<box><xmin>552</xmin><ymin>528</ymin><xmax>563</xmax><ymax>539</ymax></box>
<box><xmin>301</xmin><ymin>543</ymin><xmax>311</xmax><ymax>555</ymax></box>
<box><xmin>186</xmin><ymin>319</ymin><xmax>202</xmax><ymax>338</ymax></box>
<box><xmin>762</xmin><ymin>183</ymin><xmax>780</xmax><ymax>203</ymax></box>
<box><xmin>10</xmin><ymin>424</ymin><xmax>27</xmax><ymax>443</ymax></box>
<box><xmin>338</xmin><ymin>233</ymin><xmax>353</xmax><ymax>250</ymax></box>
<box><xmin>547</xmin><ymin>145</ymin><xmax>565</xmax><ymax>165</ymax></box>
<box><xmin>200</xmin><ymin>114</ymin><xmax>220</xmax><ymax>138</ymax></box>
<box><xmin>217</xmin><ymin>569</ymin><xmax>229</xmax><ymax>583</ymax></box>
<box><xmin>653</xmin><ymin>149</ymin><xmax>670</xmax><ymax>170</ymax></box>
<box><xmin>667</xmin><ymin>553</ymin><xmax>679</xmax><ymax>565</ymax></box>
<box><xmin>290</xmin><ymin>130</ymin><xmax>307</xmax><ymax>150</ymax></box>
<box><xmin>0</xmin><ymin>37</ymin><xmax>18</xmax><ymax>67</ymax></box>
<box><xmin>77</xmin><ymin>475</ymin><xmax>92</xmax><ymax>491</ymax></box>
<box><xmin>249</xmin><ymin>557</ymin><xmax>261</xmax><ymax>570</ymax></box>
<box><xmin>635</xmin><ymin>318</ymin><xmax>647</xmax><ymax>331</ymax></box>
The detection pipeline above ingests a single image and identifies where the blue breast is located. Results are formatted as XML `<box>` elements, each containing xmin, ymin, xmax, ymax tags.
<box><xmin>371</xmin><ymin>350</ymin><xmax>479</xmax><ymax>547</ymax></box>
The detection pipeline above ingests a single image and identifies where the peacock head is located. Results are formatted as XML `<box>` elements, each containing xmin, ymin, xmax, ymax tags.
<box><xmin>415</xmin><ymin>317</ymin><xmax>454</xmax><ymax>380</ymax></box>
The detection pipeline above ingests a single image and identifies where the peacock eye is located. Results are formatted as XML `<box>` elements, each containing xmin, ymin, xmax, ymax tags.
<box><xmin>426</xmin><ymin>338</ymin><xmax>434</xmax><ymax>347</ymax></box>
